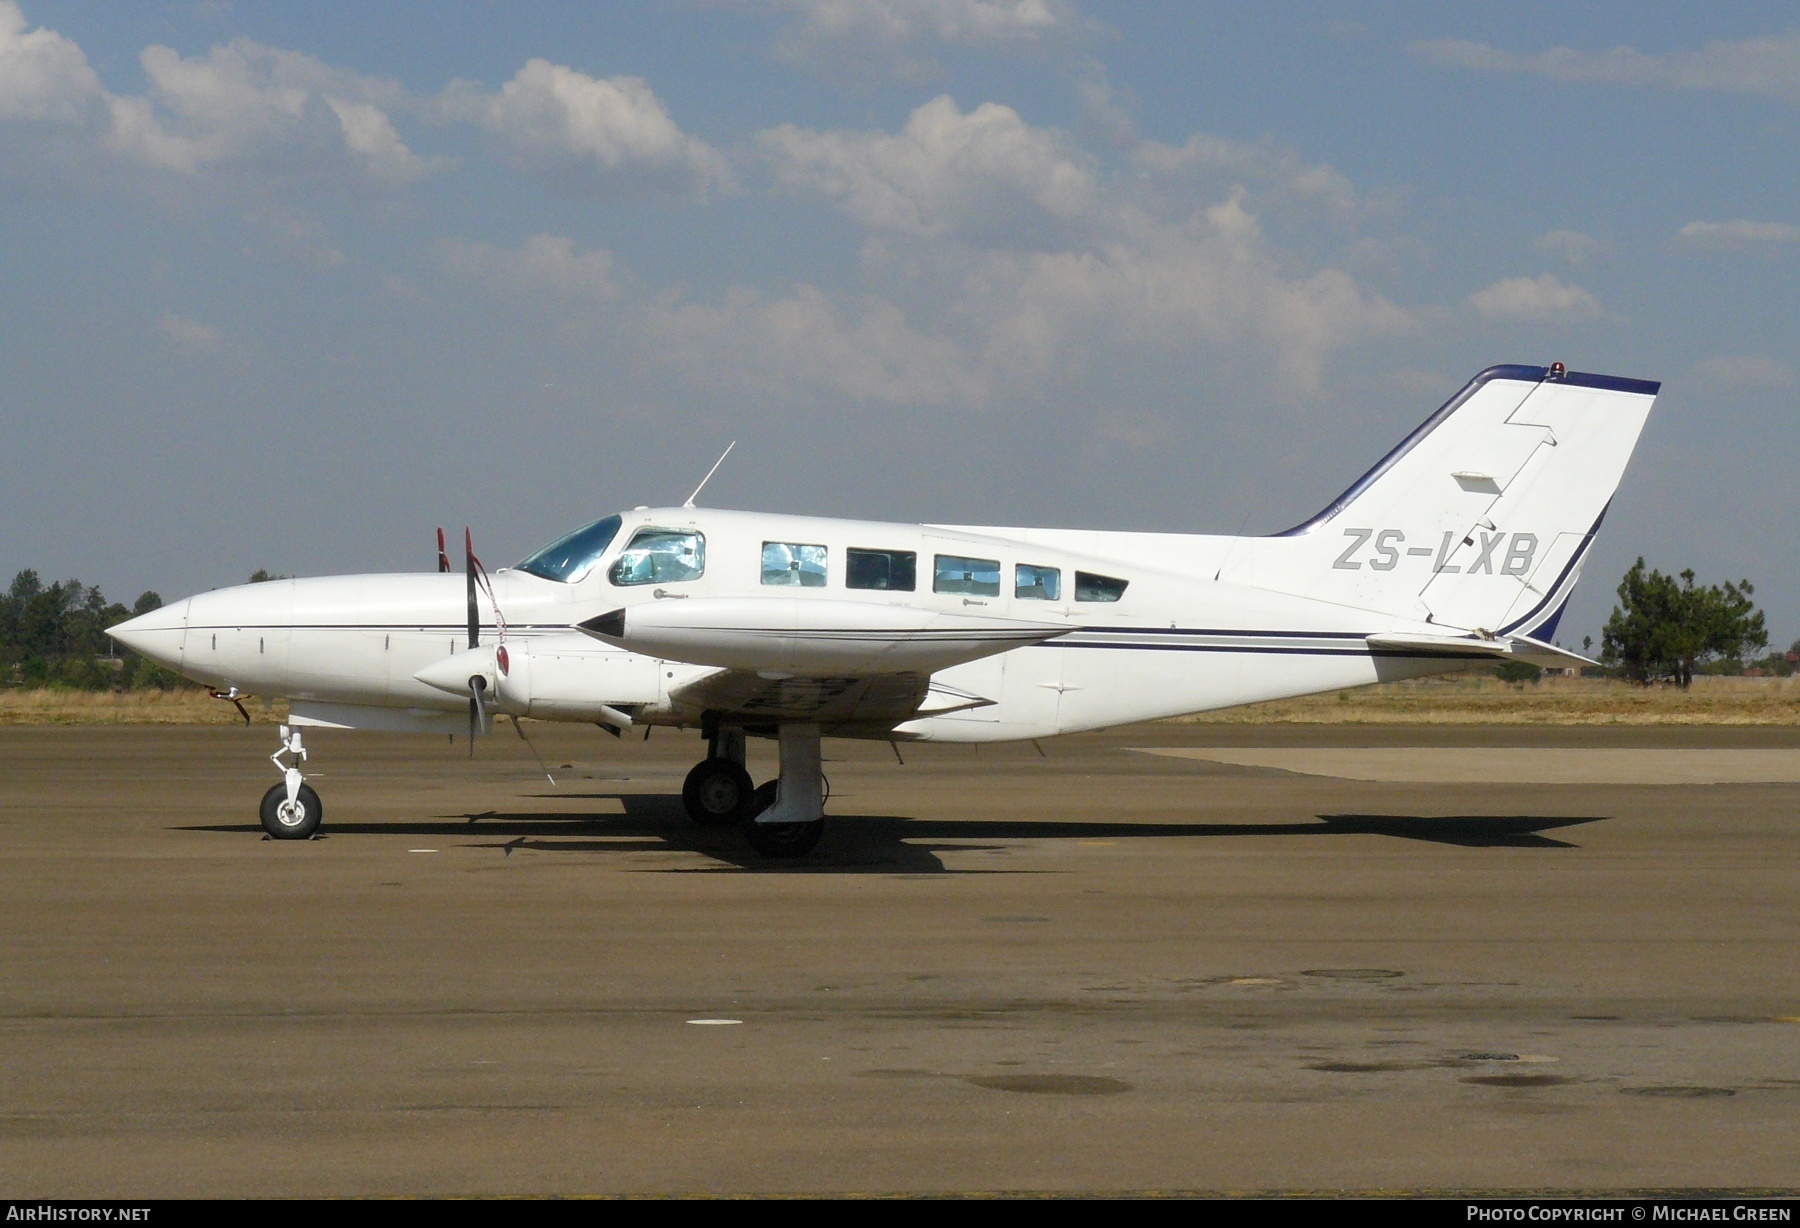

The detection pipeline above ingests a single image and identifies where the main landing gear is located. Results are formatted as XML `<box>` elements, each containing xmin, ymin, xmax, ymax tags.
<box><xmin>260</xmin><ymin>724</ymin><xmax>322</xmax><ymax>839</ymax></box>
<box><xmin>681</xmin><ymin>721</ymin><xmax>825</xmax><ymax>858</ymax></box>
<box><xmin>682</xmin><ymin>725</ymin><xmax>753</xmax><ymax>827</ymax></box>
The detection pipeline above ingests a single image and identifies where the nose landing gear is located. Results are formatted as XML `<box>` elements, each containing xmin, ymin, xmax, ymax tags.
<box><xmin>260</xmin><ymin>725</ymin><xmax>322</xmax><ymax>839</ymax></box>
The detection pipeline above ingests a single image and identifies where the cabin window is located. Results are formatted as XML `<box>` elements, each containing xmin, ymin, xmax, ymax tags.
<box><xmin>846</xmin><ymin>548</ymin><xmax>916</xmax><ymax>592</ymax></box>
<box><xmin>934</xmin><ymin>554</ymin><xmax>1000</xmax><ymax>598</ymax></box>
<box><xmin>762</xmin><ymin>542</ymin><xmax>827</xmax><ymax>587</ymax></box>
<box><xmin>1015</xmin><ymin>563</ymin><xmax>1060</xmax><ymax>601</ymax></box>
<box><xmin>1074</xmin><ymin>571</ymin><xmax>1129</xmax><ymax>602</ymax></box>
<box><xmin>516</xmin><ymin>514</ymin><xmax>623</xmax><ymax>583</ymax></box>
<box><xmin>608</xmin><ymin>528</ymin><xmax>705</xmax><ymax>586</ymax></box>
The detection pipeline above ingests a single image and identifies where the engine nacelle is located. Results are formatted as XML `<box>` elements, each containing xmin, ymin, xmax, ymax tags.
<box><xmin>414</xmin><ymin>634</ymin><xmax>662</xmax><ymax>722</ymax></box>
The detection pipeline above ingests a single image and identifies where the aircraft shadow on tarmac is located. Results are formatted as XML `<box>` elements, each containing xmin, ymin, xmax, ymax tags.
<box><xmin>179</xmin><ymin>794</ymin><xmax>1606</xmax><ymax>872</ymax></box>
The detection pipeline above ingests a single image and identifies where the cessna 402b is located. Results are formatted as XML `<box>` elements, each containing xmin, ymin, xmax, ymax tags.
<box><xmin>109</xmin><ymin>363</ymin><xmax>1656</xmax><ymax>857</ymax></box>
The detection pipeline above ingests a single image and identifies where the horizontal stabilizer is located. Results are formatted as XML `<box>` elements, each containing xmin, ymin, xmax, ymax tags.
<box><xmin>1367</xmin><ymin>632</ymin><xmax>1594</xmax><ymax>669</ymax></box>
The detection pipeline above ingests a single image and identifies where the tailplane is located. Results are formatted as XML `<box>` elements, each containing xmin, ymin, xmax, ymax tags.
<box><xmin>1237</xmin><ymin>364</ymin><xmax>1657</xmax><ymax>639</ymax></box>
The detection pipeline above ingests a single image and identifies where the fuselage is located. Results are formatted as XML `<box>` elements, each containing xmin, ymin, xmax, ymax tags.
<box><xmin>110</xmin><ymin>506</ymin><xmax>1457</xmax><ymax>743</ymax></box>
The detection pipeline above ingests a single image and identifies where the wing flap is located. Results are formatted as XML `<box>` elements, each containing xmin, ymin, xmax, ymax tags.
<box><xmin>666</xmin><ymin>669</ymin><xmax>935</xmax><ymax>726</ymax></box>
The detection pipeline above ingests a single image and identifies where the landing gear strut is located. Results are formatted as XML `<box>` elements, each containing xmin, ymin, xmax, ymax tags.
<box><xmin>743</xmin><ymin>722</ymin><xmax>824</xmax><ymax>858</ymax></box>
<box><xmin>680</xmin><ymin>721</ymin><xmax>827</xmax><ymax>856</ymax></box>
<box><xmin>260</xmin><ymin>724</ymin><xmax>322</xmax><ymax>839</ymax></box>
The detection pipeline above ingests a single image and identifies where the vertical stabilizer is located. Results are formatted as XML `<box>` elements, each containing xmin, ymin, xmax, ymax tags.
<box><xmin>1238</xmin><ymin>365</ymin><xmax>1657</xmax><ymax>636</ymax></box>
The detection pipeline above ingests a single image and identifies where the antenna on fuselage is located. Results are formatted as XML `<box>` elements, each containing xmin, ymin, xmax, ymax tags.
<box><xmin>683</xmin><ymin>442</ymin><xmax>736</xmax><ymax>509</ymax></box>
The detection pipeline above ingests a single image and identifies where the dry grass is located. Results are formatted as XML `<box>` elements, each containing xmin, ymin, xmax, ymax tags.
<box><xmin>4</xmin><ymin>675</ymin><xmax>1799</xmax><ymax>727</ymax></box>
<box><xmin>1182</xmin><ymin>674</ymin><xmax>1800</xmax><ymax>725</ymax></box>
<box><xmin>0</xmin><ymin>688</ymin><xmax>290</xmax><ymax>726</ymax></box>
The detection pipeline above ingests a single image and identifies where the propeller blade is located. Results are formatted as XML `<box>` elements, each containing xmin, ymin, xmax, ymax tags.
<box><xmin>467</xmin><ymin>675</ymin><xmax>492</xmax><ymax>756</ymax></box>
<box><xmin>465</xmin><ymin>527</ymin><xmax>479</xmax><ymax>650</ymax></box>
<box><xmin>437</xmin><ymin>528</ymin><xmax>451</xmax><ymax>573</ymax></box>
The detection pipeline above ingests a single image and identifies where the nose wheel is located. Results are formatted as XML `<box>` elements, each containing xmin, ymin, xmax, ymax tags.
<box><xmin>261</xmin><ymin>724</ymin><xmax>322</xmax><ymax>840</ymax></box>
<box><xmin>260</xmin><ymin>781</ymin><xmax>322</xmax><ymax>839</ymax></box>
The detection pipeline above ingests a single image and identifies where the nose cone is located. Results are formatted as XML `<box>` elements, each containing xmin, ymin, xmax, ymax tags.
<box><xmin>107</xmin><ymin>598</ymin><xmax>190</xmax><ymax>668</ymax></box>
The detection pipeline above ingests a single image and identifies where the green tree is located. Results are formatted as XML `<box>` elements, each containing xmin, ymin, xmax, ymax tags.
<box><xmin>0</xmin><ymin>571</ymin><xmax>172</xmax><ymax>690</ymax></box>
<box><xmin>1601</xmin><ymin>558</ymin><xmax>1767</xmax><ymax>687</ymax></box>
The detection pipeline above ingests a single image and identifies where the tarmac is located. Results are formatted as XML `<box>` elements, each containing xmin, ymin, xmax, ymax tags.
<box><xmin>1</xmin><ymin>721</ymin><xmax>1796</xmax><ymax>1196</ymax></box>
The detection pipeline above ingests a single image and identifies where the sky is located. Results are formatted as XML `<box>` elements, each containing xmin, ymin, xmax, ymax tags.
<box><xmin>2</xmin><ymin>1</ymin><xmax>1796</xmax><ymax>653</ymax></box>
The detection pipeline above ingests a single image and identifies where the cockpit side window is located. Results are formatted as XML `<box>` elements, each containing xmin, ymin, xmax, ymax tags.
<box><xmin>516</xmin><ymin>514</ymin><xmax>623</xmax><ymax>583</ymax></box>
<box><xmin>609</xmin><ymin>529</ymin><xmax>706</xmax><ymax>587</ymax></box>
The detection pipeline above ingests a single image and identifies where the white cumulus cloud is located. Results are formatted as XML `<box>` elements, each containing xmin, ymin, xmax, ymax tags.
<box><xmin>0</xmin><ymin>9</ymin><xmax>440</xmax><ymax>184</ymax></box>
<box><xmin>121</xmin><ymin>38</ymin><xmax>429</xmax><ymax>177</ymax></box>
<box><xmin>646</xmin><ymin>283</ymin><xmax>985</xmax><ymax>407</ymax></box>
<box><xmin>1535</xmin><ymin>229</ymin><xmax>1606</xmax><ymax>266</ymax></box>
<box><xmin>327</xmin><ymin>97</ymin><xmax>443</xmax><ymax>185</ymax></box>
<box><xmin>1677</xmin><ymin>219</ymin><xmax>1800</xmax><ymax>249</ymax></box>
<box><xmin>438</xmin><ymin>60</ymin><xmax>732</xmax><ymax>197</ymax></box>
<box><xmin>761</xmin><ymin>0</ymin><xmax>1089</xmax><ymax>82</ymax></box>
<box><xmin>156</xmin><ymin>311</ymin><xmax>222</xmax><ymax>352</ymax></box>
<box><xmin>754</xmin><ymin>100</ymin><xmax>1408</xmax><ymax>396</ymax></box>
<box><xmin>1691</xmin><ymin>354</ymin><xmax>1795</xmax><ymax>389</ymax></box>
<box><xmin>1413</xmin><ymin>32</ymin><xmax>1800</xmax><ymax>104</ymax></box>
<box><xmin>761</xmin><ymin>95</ymin><xmax>1096</xmax><ymax>239</ymax></box>
<box><xmin>1466</xmin><ymin>274</ymin><xmax>1605</xmax><ymax>322</ymax></box>
<box><xmin>970</xmin><ymin>200</ymin><xmax>1412</xmax><ymax>393</ymax></box>
<box><xmin>437</xmin><ymin>234</ymin><xmax>621</xmax><ymax>304</ymax></box>
<box><xmin>247</xmin><ymin>203</ymin><xmax>344</xmax><ymax>270</ymax></box>
<box><xmin>1131</xmin><ymin>131</ymin><xmax>1363</xmax><ymax>219</ymax></box>
<box><xmin>0</xmin><ymin>0</ymin><xmax>102</xmax><ymax>123</ymax></box>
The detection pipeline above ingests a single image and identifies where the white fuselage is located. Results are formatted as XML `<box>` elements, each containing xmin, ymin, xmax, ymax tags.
<box><xmin>113</xmin><ymin>506</ymin><xmax>1459</xmax><ymax>743</ymax></box>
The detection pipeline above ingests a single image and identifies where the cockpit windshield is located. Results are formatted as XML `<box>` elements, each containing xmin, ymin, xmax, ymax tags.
<box><xmin>515</xmin><ymin>514</ymin><xmax>623</xmax><ymax>583</ymax></box>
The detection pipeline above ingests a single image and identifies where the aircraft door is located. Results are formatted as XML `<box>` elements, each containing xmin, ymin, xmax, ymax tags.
<box><xmin>1003</xmin><ymin>642</ymin><xmax>1065</xmax><ymax>733</ymax></box>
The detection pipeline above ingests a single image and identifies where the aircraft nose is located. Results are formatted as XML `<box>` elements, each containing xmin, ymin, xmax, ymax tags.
<box><xmin>107</xmin><ymin>598</ymin><xmax>190</xmax><ymax>668</ymax></box>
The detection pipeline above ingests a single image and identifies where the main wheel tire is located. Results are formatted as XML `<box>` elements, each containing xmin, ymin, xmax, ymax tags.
<box><xmin>742</xmin><ymin>780</ymin><xmax>824</xmax><ymax>858</ymax></box>
<box><xmin>682</xmin><ymin>758</ymin><xmax>755</xmax><ymax>826</ymax></box>
<box><xmin>259</xmin><ymin>782</ymin><xmax>322</xmax><ymax>840</ymax></box>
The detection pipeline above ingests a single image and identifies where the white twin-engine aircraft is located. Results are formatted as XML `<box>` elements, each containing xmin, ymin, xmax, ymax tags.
<box><xmin>110</xmin><ymin>364</ymin><xmax>1656</xmax><ymax>856</ymax></box>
